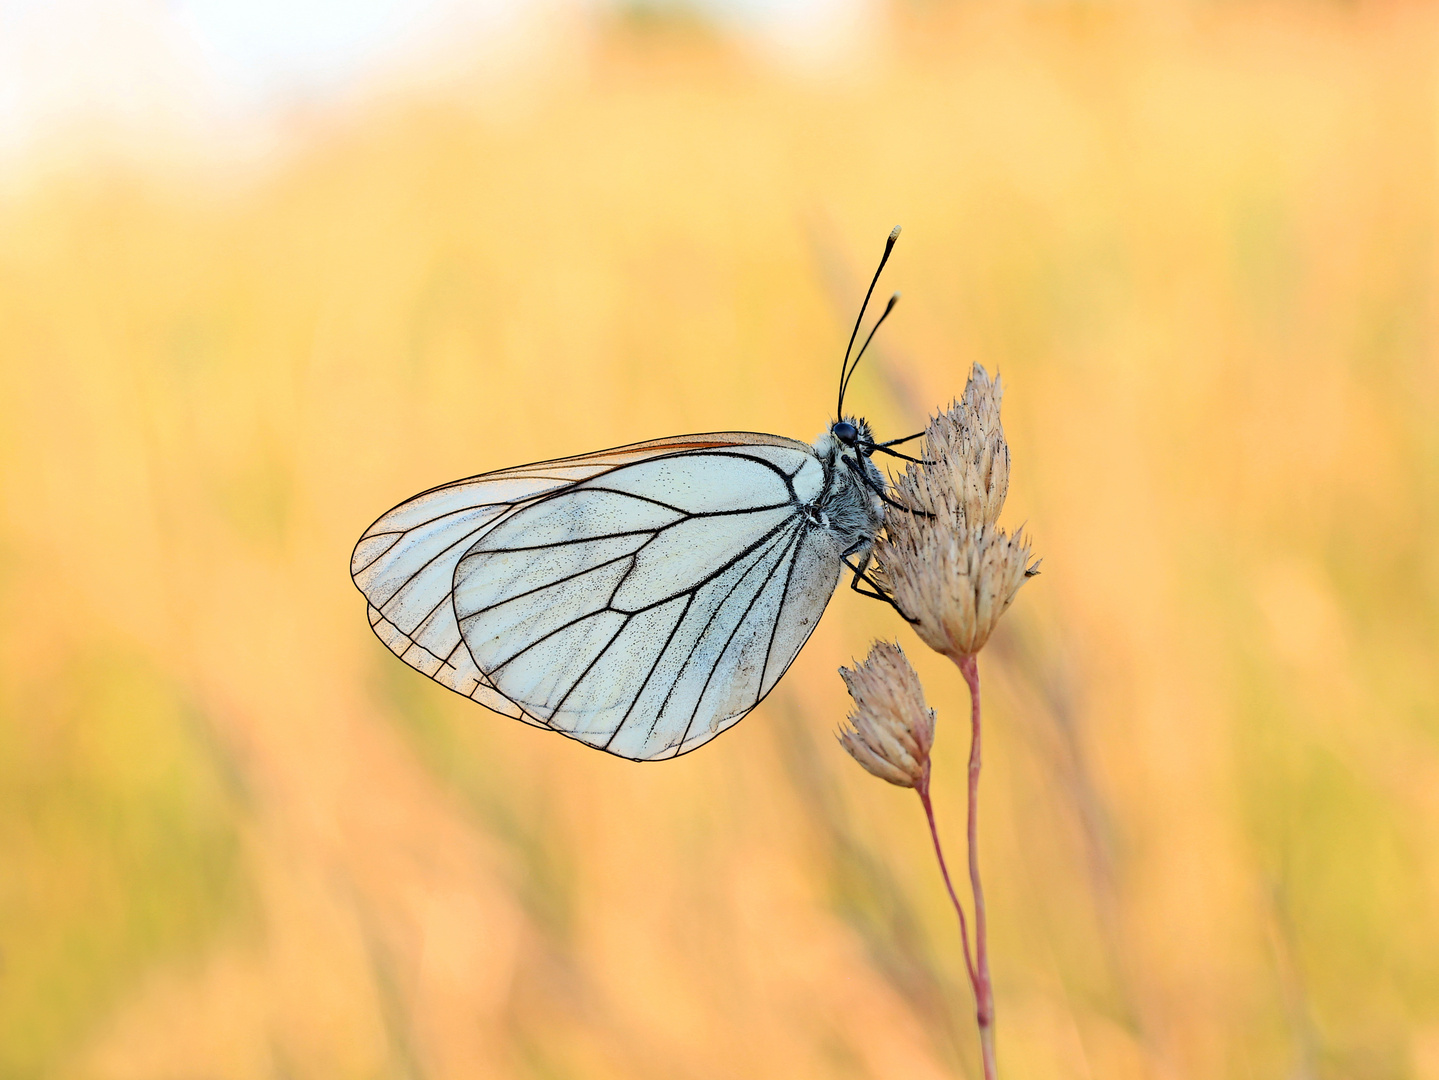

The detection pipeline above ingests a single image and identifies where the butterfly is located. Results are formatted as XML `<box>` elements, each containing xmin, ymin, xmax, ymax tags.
<box><xmin>351</xmin><ymin>227</ymin><xmax>923</xmax><ymax>760</ymax></box>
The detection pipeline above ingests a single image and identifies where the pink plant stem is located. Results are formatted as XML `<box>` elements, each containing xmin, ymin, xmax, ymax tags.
<box><xmin>957</xmin><ymin>652</ymin><xmax>998</xmax><ymax>1080</ymax></box>
<box><xmin>917</xmin><ymin>777</ymin><xmax>979</xmax><ymax>992</ymax></box>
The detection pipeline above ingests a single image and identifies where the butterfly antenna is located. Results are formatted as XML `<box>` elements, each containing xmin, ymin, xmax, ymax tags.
<box><xmin>837</xmin><ymin>224</ymin><xmax>901</xmax><ymax>418</ymax></box>
<box><xmin>838</xmin><ymin>292</ymin><xmax>899</xmax><ymax>416</ymax></box>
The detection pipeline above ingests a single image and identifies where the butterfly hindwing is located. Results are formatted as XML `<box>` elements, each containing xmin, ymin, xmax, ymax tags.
<box><xmin>353</xmin><ymin>473</ymin><xmax>579</xmax><ymax>723</ymax></box>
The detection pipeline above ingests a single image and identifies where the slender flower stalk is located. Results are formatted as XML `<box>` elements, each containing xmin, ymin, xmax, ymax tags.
<box><xmin>840</xmin><ymin>364</ymin><xmax>1038</xmax><ymax>1080</ymax></box>
<box><xmin>916</xmin><ymin>771</ymin><xmax>978</xmax><ymax>992</ymax></box>
<box><xmin>958</xmin><ymin>653</ymin><xmax>997</xmax><ymax>1080</ymax></box>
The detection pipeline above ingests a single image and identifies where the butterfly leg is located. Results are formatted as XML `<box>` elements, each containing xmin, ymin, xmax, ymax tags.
<box><xmin>842</xmin><ymin>543</ymin><xmax>918</xmax><ymax>623</ymax></box>
<box><xmin>843</xmin><ymin>455</ymin><xmax>931</xmax><ymax>516</ymax></box>
<box><xmin>861</xmin><ymin>443</ymin><xmax>933</xmax><ymax>465</ymax></box>
<box><xmin>876</xmin><ymin>430</ymin><xmax>925</xmax><ymax>448</ymax></box>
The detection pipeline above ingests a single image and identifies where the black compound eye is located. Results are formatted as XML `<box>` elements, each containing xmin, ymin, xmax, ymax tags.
<box><xmin>833</xmin><ymin>421</ymin><xmax>859</xmax><ymax>445</ymax></box>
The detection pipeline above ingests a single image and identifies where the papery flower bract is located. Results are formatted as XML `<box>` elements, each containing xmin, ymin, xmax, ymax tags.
<box><xmin>838</xmin><ymin>642</ymin><xmax>936</xmax><ymax>788</ymax></box>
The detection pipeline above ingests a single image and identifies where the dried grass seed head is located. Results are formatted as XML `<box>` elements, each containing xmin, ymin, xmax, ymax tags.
<box><xmin>876</xmin><ymin>364</ymin><xmax>1038</xmax><ymax>660</ymax></box>
<box><xmin>838</xmin><ymin>642</ymin><xmax>936</xmax><ymax>788</ymax></box>
<box><xmin>904</xmin><ymin>364</ymin><xmax>1010</xmax><ymax>529</ymax></box>
<box><xmin>878</xmin><ymin>521</ymin><xmax>1034</xmax><ymax>659</ymax></box>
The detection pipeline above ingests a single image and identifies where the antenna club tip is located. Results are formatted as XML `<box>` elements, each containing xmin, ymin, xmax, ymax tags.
<box><xmin>889</xmin><ymin>225</ymin><xmax>902</xmax><ymax>241</ymax></box>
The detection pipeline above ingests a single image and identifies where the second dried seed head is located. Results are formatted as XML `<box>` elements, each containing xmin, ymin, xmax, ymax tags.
<box><xmin>838</xmin><ymin>642</ymin><xmax>936</xmax><ymax>789</ymax></box>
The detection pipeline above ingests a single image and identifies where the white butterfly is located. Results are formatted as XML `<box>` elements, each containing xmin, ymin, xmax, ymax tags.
<box><xmin>351</xmin><ymin>228</ymin><xmax>920</xmax><ymax>760</ymax></box>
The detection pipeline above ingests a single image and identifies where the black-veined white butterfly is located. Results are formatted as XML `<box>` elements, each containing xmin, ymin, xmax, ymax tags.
<box><xmin>351</xmin><ymin>227</ymin><xmax>922</xmax><ymax>760</ymax></box>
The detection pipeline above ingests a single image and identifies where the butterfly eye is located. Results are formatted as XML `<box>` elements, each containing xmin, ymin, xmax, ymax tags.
<box><xmin>833</xmin><ymin>421</ymin><xmax>859</xmax><ymax>445</ymax></box>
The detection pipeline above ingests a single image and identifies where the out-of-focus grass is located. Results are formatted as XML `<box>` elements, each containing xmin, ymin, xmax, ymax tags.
<box><xmin>0</xmin><ymin>652</ymin><xmax>247</xmax><ymax>1077</ymax></box>
<box><xmin>1</xmin><ymin>4</ymin><xmax>1437</xmax><ymax>1078</ymax></box>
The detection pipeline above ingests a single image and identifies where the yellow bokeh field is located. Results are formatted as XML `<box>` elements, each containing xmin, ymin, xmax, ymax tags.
<box><xmin>2</xmin><ymin>4</ymin><xmax>1437</xmax><ymax>1077</ymax></box>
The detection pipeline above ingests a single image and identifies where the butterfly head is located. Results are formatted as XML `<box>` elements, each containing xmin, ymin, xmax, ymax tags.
<box><xmin>819</xmin><ymin>415</ymin><xmax>884</xmax><ymax>491</ymax></box>
<box><xmin>830</xmin><ymin>416</ymin><xmax>874</xmax><ymax>457</ymax></box>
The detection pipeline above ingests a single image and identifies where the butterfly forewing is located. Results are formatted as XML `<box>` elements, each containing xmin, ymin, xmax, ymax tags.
<box><xmin>452</xmin><ymin>443</ymin><xmax>831</xmax><ymax>759</ymax></box>
<box><xmin>352</xmin><ymin>433</ymin><xmax>840</xmax><ymax>758</ymax></box>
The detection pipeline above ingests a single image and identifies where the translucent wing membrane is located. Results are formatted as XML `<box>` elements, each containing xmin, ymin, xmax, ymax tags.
<box><xmin>351</xmin><ymin>433</ymin><xmax>840</xmax><ymax>760</ymax></box>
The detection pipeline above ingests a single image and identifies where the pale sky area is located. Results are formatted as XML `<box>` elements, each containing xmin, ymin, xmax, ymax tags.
<box><xmin>0</xmin><ymin>0</ymin><xmax>867</xmax><ymax>160</ymax></box>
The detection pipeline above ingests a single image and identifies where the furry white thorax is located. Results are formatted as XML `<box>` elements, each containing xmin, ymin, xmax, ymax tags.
<box><xmin>810</xmin><ymin>416</ymin><xmax>887</xmax><ymax>557</ymax></box>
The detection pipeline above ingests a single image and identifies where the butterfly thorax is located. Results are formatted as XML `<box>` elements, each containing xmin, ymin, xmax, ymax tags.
<box><xmin>809</xmin><ymin>415</ymin><xmax>887</xmax><ymax>553</ymax></box>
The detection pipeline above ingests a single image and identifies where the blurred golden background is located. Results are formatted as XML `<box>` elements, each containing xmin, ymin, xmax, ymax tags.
<box><xmin>2</xmin><ymin>1</ymin><xmax>1438</xmax><ymax>1076</ymax></box>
